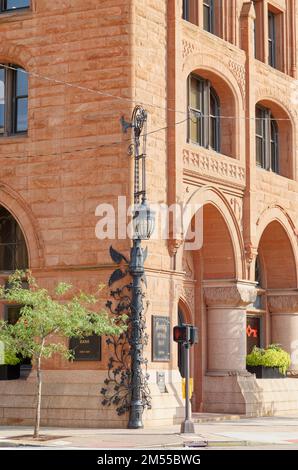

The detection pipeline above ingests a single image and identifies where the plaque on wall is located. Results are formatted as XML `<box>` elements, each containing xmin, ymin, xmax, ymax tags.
<box><xmin>69</xmin><ymin>334</ymin><xmax>101</xmax><ymax>361</ymax></box>
<box><xmin>152</xmin><ymin>316</ymin><xmax>170</xmax><ymax>362</ymax></box>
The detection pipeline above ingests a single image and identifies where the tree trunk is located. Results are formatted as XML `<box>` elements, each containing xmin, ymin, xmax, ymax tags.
<box><xmin>33</xmin><ymin>349</ymin><xmax>43</xmax><ymax>438</ymax></box>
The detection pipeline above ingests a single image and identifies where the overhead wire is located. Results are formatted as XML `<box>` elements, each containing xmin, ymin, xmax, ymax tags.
<box><xmin>0</xmin><ymin>62</ymin><xmax>293</xmax><ymax>121</ymax></box>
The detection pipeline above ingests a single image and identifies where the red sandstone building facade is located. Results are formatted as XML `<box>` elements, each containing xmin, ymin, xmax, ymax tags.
<box><xmin>0</xmin><ymin>0</ymin><xmax>298</xmax><ymax>427</ymax></box>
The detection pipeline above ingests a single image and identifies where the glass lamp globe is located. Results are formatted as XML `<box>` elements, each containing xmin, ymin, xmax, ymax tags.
<box><xmin>132</xmin><ymin>202</ymin><xmax>155</xmax><ymax>240</ymax></box>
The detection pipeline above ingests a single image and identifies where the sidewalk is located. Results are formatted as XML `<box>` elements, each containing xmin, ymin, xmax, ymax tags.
<box><xmin>1</xmin><ymin>414</ymin><xmax>298</xmax><ymax>449</ymax></box>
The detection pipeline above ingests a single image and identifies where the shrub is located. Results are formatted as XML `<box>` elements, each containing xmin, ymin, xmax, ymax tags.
<box><xmin>0</xmin><ymin>346</ymin><xmax>20</xmax><ymax>366</ymax></box>
<box><xmin>246</xmin><ymin>344</ymin><xmax>291</xmax><ymax>375</ymax></box>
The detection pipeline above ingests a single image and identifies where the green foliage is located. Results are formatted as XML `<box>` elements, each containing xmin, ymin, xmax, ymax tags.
<box><xmin>0</xmin><ymin>270</ymin><xmax>127</xmax><ymax>364</ymax></box>
<box><xmin>0</xmin><ymin>348</ymin><xmax>20</xmax><ymax>366</ymax></box>
<box><xmin>246</xmin><ymin>344</ymin><xmax>291</xmax><ymax>375</ymax></box>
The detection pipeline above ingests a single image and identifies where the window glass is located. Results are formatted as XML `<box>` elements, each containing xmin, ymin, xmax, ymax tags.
<box><xmin>210</xmin><ymin>89</ymin><xmax>220</xmax><ymax>152</ymax></box>
<box><xmin>182</xmin><ymin>0</ymin><xmax>189</xmax><ymax>21</ymax></box>
<box><xmin>255</xmin><ymin>106</ymin><xmax>265</xmax><ymax>167</ymax></box>
<box><xmin>189</xmin><ymin>76</ymin><xmax>203</xmax><ymax>145</ymax></box>
<box><xmin>16</xmin><ymin>68</ymin><xmax>28</xmax><ymax>96</ymax></box>
<box><xmin>0</xmin><ymin>205</ymin><xmax>28</xmax><ymax>271</ymax></box>
<box><xmin>255</xmin><ymin>105</ymin><xmax>279</xmax><ymax>173</ymax></box>
<box><xmin>188</xmin><ymin>74</ymin><xmax>220</xmax><ymax>152</ymax></box>
<box><xmin>270</xmin><ymin>120</ymin><xmax>278</xmax><ymax>173</ymax></box>
<box><xmin>268</xmin><ymin>12</ymin><xmax>276</xmax><ymax>67</ymax></box>
<box><xmin>0</xmin><ymin>65</ymin><xmax>28</xmax><ymax>135</ymax></box>
<box><xmin>190</xmin><ymin>113</ymin><xmax>201</xmax><ymax>144</ymax></box>
<box><xmin>6</xmin><ymin>0</ymin><xmax>29</xmax><ymax>9</ymax></box>
<box><xmin>203</xmin><ymin>0</ymin><xmax>213</xmax><ymax>33</ymax></box>
<box><xmin>190</xmin><ymin>76</ymin><xmax>201</xmax><ymax>110</ymax></box>
<box><xmin>16</xmin><ymin>97</ymin><xmax>28</xmax><ymax>132</ymax></box>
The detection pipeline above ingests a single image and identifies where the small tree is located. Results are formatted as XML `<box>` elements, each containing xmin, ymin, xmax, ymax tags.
<box><xmin>0</xmin><ymin>270</ymin><xmax>126</xmax><ymax>438</ymax></box>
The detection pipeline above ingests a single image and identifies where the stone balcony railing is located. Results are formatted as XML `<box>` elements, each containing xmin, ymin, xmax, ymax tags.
<box><xmin>183</xmin><ymin>146</ymin><xmax>245</xmax><ymax>187</ymax></box>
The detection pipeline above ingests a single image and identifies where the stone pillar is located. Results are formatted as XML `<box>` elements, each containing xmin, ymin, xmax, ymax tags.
<box><xmin>268</xmin><ymin>292</ymin><xmax>298</xmax><ymax>372</ymax></box>
<box><xmin>204</xmin><ymin>282</ymin><xmax>256</xmax><ymax>374</ymax></box>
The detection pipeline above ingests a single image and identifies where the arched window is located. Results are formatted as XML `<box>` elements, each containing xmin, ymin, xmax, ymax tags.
<box><xmin>0</xmin><ymin>64</ymin><xmax>28</xmax><ymax>136</ymax></box>
<box><xmin>188</xmin><ymin>74</ymin><xmax>220</xmax><ymax>152</ymax></box>
<box><xmin>0</xmin><ymin>206</ymin><xmax>28</xmax><ymax>271</ymax></box>
<box><xmin>255</xmin><ymin>105</ymin><xmax>279</xmax><ymax>173</ymax></box>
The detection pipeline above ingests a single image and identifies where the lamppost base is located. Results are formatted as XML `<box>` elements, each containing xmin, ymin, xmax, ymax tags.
<box><xmin>128</xmin><ymin>403</ymin><xmax>144</xmax><ymax>429</ymax></box>
<box><xmin>180</xmin><ymin>419</ymin><xmax>195</xmax><ymax>434</ymax></box>
<box><xmin>128</xmin><ymin>422</ymin><xmax>144</xmax><ymax>429</ymax></box>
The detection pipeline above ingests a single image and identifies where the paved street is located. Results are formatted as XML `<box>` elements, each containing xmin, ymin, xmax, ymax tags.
<box><xmin>1</xmin><ymin>415</ymin><xmax>298</xmax><ymax>449</ymax></box>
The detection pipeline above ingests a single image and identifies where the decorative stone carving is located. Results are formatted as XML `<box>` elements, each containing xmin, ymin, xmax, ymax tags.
<box><xmin>244</xmin><ymin>243</ymin><xmax>258</xmax><ymax>265</ymax></box>
<box><xmin>182</xmin><ymin>39</ymin><xmax>196</xmax><ymax>59</ymax></box>
<box><xmin>183</xmin><ymin>285</ymin><xmax>195</xmax><ymax>311</ymax></box>
<box><xmin>175</xmin><ymin>280</ymin><xmax>195</xmax><ymax>312</ymax></box>
<box><xmin>183</xmin><ymin>148</ymin><xmax>245</xmax><ymax>184</ymax></box>
<box><xmin>182</xmin><ymin>254</ymin><xmax>194</xmax><ymax>279</ymax></box>
<box><xmin>168</xmin><ymin>238</ymin><xmax>183</xmax><ymax>257</ymax></box>
<box><xmin>182</xmin><ymin>185</ymin><xmax>190</xmax><ymax>202</ymax></box>
<box><xmin>204</xmin><ymin>283</ymin><xmax>257</xmax><ymax>308</ymax></box>
<box><xmin>255</xmin><ymin>84</ymin><xmax>298</xmax><ymax>118</ymax></box>
<box><xmin>230</xmin><ymin>197</ymin><xmax>243</xmax><ymax>227</ymax></box>
<box><xmin>228</xmin><ymin>59</ymin><xmax>246</xmax><ymax>101</ymax></box>
<box><xmin>268</xmin><ymin>293</ymin><xmax>298</xmax><ymax>313</ymax></box>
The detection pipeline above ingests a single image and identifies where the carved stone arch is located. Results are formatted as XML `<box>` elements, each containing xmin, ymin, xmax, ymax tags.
<box><xmin>183</xmin><ymin>51</ymin><xmax>245</xmax><ymax>111</ymax></box>
<box><xmin>0</xmin><ymin>43</ymin><xmax>35</xmax><ymax>70</ymax></box>
<box><xmin>183</xmin><ymin>186</ymin><xmax>245</xmax><ymax>279</ymax></box>
<box><xmin>256</xmin><ymin>206</ymin><xmax>298</xmax><ymax>288</ymax></box>
<box><xmin>0</xmin><ymin>184</ymin><xmax>44</xmax><ymax>269</ymax></box>
<box><xmin>255</xmin><ymin>88</ymin><xmax>298</xmax><ymax>120</ymax></box>
<box><xmin>178</xmin><ymin>296</ymin><xmax>193</xmax><ymax>324</ymax></box>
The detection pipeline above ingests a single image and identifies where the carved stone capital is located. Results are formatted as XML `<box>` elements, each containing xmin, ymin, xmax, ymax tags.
<box><xmin>268</xmin><ymin>292</ymin><xmax>298</xmax><ymax>314</ymax></box>
<box><xmin>204</xmin><ymin>282</ymin><xmax>257</xmax><ymax>308</ymax></box>
<box><xmin>244</xmin><ymin>243</ymin><xmax>258</xmax><ymax>265</ymax></box>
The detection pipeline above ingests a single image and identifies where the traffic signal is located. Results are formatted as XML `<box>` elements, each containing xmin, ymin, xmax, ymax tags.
<box><xmin>173</xmin><ymin>325</ymin><xmax>187</xmax><ymax>343</ymax></box>
<box><xmin>173</xmin><ymin>324</ymin><xmax>198</xmax><ymax>345</ymax></box>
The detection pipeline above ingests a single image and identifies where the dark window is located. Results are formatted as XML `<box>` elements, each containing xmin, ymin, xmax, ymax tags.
<box><xmin>0</xmin><ymin>205</ymin><xmax>28</xmax><ymax>271</ymax></box>
<box><xmin>203</xmin><ymin>0</ymin><xmax>214</xmax><ymax>33</ymax></box>
<box><xmin>255</xmin><ymin>105</ymin><xmax>279</xmax><ymax>173</ymax></box>
<box><xmin>0</xmin><ymin>1</ymin><xmax>29</xmax><ymax>12</ymax></box>
<box><xmin>188</xmin><ymin>74</ymin><xmax>220</xmax><ymax>152</ymax></box>
<box><xmin>253</xmin><ymin>1</ymin><xmax>257</xmax><ymax>59</ymax></box>
<box><xmin>182</xmin><ymin>0</ymin><xmax>189</xmax><ymax>21</ymax></box>
<box><xmin>5</xmin><ymin>305</ymin><xmax>32</xmax><ymax>367</ymax></box>
<box><xmin>178</xmin><ymin>309</ymin><xmax>186</xmax><ymax>378</ymax></box>
<box><xmin>255</xmin><ymin>255</ymin><xmax>261</xmax><ymax>287</ymax></box>
<box><xmin>268</xmin><ymin>11</ymin><xmax>276</xmax><ymax>67</ymax></box>
<box><xmin>0</xmin><ymin>65</ymin><xmax>28</xmax><ymax>136</ymax></box>
<box><xmin>182</xmin><ymin>0</ymin><xmax>198</xmax><ymax>25</ymax></box>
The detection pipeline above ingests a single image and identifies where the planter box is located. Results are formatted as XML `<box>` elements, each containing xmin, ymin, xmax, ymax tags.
<box><xmin>0</xmin><ymin>364</ymin><xmax>20</xmax><ymax>380</ymax></box>
<box><xmin>247</xmin><ymin>365</ymin><xmax>286</xmax><ymax>379</ymax></box>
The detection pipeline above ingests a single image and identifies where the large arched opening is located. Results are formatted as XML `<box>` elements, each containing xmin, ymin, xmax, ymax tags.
<box><xmin>256</xmin><ymin>219</ymin><xmax>298</xmax><ymax>370</ymax></box>
<box><xmin>181</xmin><ymin>198</ymin><xmax>243</xmax><ymax>412</ymax></box>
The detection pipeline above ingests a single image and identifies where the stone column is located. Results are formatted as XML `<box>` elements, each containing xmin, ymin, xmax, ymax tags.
<box><xmin>268</xmin><ymin>292</ymin><xmax>298</xmax><ymax>372</ymax></box>
<box><xmin>204</xmin><ymin>282</ymin><xmax>256</xmax><ymax>374</ymax></box>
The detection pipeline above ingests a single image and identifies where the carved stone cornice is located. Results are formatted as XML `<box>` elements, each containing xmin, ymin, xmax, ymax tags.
<box><xmin>267</xmin><ymin>292</ymin><xmax>298</xmax><ymax>314</ymax></box>
<box><xmin>204</xmin><ymin>282</ymin><xmax>257</xmax><ymax>308</ymax></box>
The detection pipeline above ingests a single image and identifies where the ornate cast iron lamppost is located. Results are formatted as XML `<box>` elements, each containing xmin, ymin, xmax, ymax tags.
<box><xmin>128</xmin><ymin>105</ymin><xmax>155</xmax><ymax>429</ymax></box>
<box><xmin>101</xmin><ymin>106</ymin><xmax>154</xmax><ymax>428</ymax></box>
